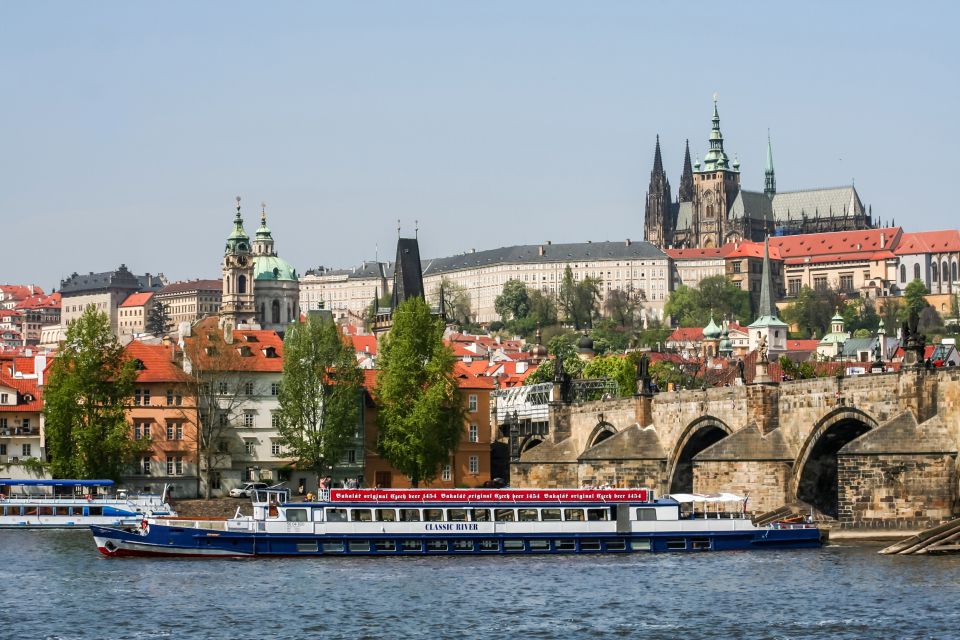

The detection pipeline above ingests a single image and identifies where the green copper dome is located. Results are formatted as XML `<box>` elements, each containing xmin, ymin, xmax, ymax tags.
<box><xmin>254</xmin><ymin>255</ymin><xmax>298</xmax><ymax>281</ymax></box>
<box><xmin>703</xmin><ymin>316</ymin><xmax>722</xmax><ymax>339</ymax></box>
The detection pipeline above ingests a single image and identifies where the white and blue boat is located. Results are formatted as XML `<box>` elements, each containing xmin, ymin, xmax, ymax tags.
<box><xmin>90</xmin><ymin>487</ymin><xmax>821</xmax><ymax>557</ymax></box>
<box><xmin>0</xmin><ymin>479</ymin><xmax>175</xmax><ymax>529</ymax></box>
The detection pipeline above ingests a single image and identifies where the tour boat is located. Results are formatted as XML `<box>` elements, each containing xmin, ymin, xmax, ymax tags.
<box><xmin>0</xmin><ymin>479</ymin><xmax>176</xmax><ymax>529</ymax></box>
<box><xmin>90</xmin><ymin>487</ymin><xmax>821</xmax><ymax>557</ymax></box>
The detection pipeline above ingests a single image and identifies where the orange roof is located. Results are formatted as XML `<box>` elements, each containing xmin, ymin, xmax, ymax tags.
<box><xmin>182</xmin><ymin>318</ymin><xmax>284</xmax><ymax>373</ymax></box>
<box><xmin>666</xmin><ymin>246</ymin><xmax>732</xmax><ymax>260</ymax></box>
<box><xmin>894</xmin><ymin>230</ymin><xmax>960</xmax><ymax>255</ymax></box>
<box><xmin>453</xmin><ymin>363</ymin><xmax>495</xmax><ymax>389</ymax></box>
<box><xmin>0</xmin><ymin>285</ymin><xmax>43</xmax><ymax>300</ymax></box>
<box><xmin>0</xmin><ymin>374</ymin><xmax>42</xmax><ymax>412</ymax></box>
<box><xmin>770</xmin><ymin>227</ymin><xmax>902</xmax><ymax>262</ymax></box>
<box><xmin>725</xmin><ymin>241</ymin><xmax>781</xmax><ymax>260</ymax></box>
<box><xmin>15</xmin><ymin>291</ymin><xmax>61</xmax><ymax>310</ymax></box>
<box><xmin>124</xmin><ymin>341</ymin><xmax>191</xmax><ymax>383</ymax></box>
<box><xmin>120</xmin><ymin>292</ymin><xmax>154</xmax><ymax>308</ymax></box>
<box><xmin>785</xmin><ymin>339</ymin><xmax>820</xmax><ymax>351</ymax></box>
<box><xmin>668</xmin><ymin>327</ymin><xmax>703</xmax><ymax>342</ymax></box>
<box><xmin>13</xmin><ymin>357</ymin><xmax>36</xmax><ymax>375</ymax></box>
<box><xmin>350</xmin><ymin>335</ymin><xmax>378</xmax><ymax>356</ymax></box>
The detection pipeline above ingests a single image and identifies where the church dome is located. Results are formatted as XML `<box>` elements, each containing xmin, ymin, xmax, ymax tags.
<box><xmin>577</xmin><ymin>331</ymin><xmax>594</xmax><ymax>353</ymax></box>
<box><xmin>703</xmin><ymin>316</ymin><xmax>722</xmax><ymax>339</ymax></box>
<box><xmin>254</xmin><ymin>255</ymin><xmax>298</xmax><ymax>281</ymax></box>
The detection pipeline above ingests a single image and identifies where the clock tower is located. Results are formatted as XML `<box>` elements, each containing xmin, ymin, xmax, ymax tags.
<box><xmin>219</xmin><ymin>196</ymin><xmax>257</xmax><ymax>333</ymax></box>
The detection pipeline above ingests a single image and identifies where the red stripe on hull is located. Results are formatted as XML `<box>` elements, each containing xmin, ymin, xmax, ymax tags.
<box><xmin>96</xmin><ymin>545</ymin><xmax>249</xmax><ymax>559</ymax></box>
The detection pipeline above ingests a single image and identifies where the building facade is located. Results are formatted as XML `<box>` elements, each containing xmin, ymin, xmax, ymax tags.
<box><xmin>893</xmin><ymin>230</ymin><xmax>960</xmax><ymax>297</ymax></box>
<box><xmin>59</xmin><ymin>266</ymin><xmax>166</xmax><ymax>336</ymax></box>
<box><xmin>299</xmin><ymin>262</ymin><xmax>390</xmax><ymax>320</ymax></box>
<box><xmin>154</xmin><ymin>280</ymin><xmax>222</xmax><ymax>329</ymax></box>
<box><xmin>118</xmin><ymin>292</ymin><xmax>155</xmax><ymax>340</ymax></box>
<box><xmin>0</xmin><ymin>374</ymin><xmax>43</xmax><ymax>474</ymax></box>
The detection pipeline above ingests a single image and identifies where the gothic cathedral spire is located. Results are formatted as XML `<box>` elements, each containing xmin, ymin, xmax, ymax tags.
<box><xmin>644</xmin><ymin>135</ymin><xmax>673</xmax><ymax>248</ymax></box>
<box><xmin>764</xmin><ymin>130</ymin><xmax>777</xmax><ymax>198</ymax></box>
<box><xmin>679</xmin><ymin>139</ymin><xmax>694</xmax><ymax>203</ymax></box>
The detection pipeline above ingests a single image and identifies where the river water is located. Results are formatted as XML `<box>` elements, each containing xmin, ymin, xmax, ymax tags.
<box><xmin>1</xmin><ymin>530</ymin><xmax>958</xmax><ymax>640</ymax></box>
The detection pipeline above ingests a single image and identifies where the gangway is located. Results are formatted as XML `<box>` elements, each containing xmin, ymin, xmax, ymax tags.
<box><xmin>880</xmin><ymin>517</ymin><xmax>960</xmax><ymax>555</ymax></box>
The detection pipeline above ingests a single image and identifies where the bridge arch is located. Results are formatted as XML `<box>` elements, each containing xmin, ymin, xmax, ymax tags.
<box><xmin>519</xmin><ymin>436</ymin><xmax>544</xmax><ymax>454</ymax></box>
<box><xmin>586</xmin><ymin>422</ymin><xmax>618</xmax><ymax>449</ymax></box>
<box><xmin>667</xmin><ymin>416</ymin><xmax>733</xmax><ymax>494</ymax></box>
<box><xmin>793</xmin><ymin>407</ymin><xmax>879</xmax><ymax>518</ymax></box>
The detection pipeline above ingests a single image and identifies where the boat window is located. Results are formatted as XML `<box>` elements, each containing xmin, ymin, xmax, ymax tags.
<box><xmin>453</xmin><ymin>540</ymin><xmax>474</xmax><ymax>552</ymax></box>
<box><xmin>423</xmin><ymin>509</ymin><xmax>444</xmax><ymax>522</ymax></box>
<box><xmin>312</xmin><ymin>509</ymin><xmax>325</xmax><ymax>522</ymax></box>
<box><xmin>470</xmin><ymin>509</ymin><xmax>490</xmax><ymax>522</ymax></box>
<box><xmin>637</xmin><ymin>508</ymin><xmax>658</xmax><ymax>521</ymax></box>
<box><xmin>529</xmin><ymin>540</ymin><xmax>550</xmax><ymax>550</ymax></box>
<box><xmin>447</xmin><ymin>509</ymin><xmax>468</xmax><ymax>522</ymax></box>
<box><xmin>286</xmin><ymin>508</ymin><xmax>308</xmax><ymax>523</ymax></box>
<box><xmin>666</xmin><ymin>540</ymin><xmax>687</xmax><ymax>550</ymax></box>
<box><xmin>71</xmin><ymin>507</ymin><xmax>84</xmax><ymax>516</ymax></box>
<box><xmin>5</xmin><ymin>506</ymin><xmax>20</xmax><ymax>516</ymax></box>
<box><xmin>630</xmin><ymin>539</ymin><xmax>652</xmax><ymax>551</ymax></box>
<box><xmin>503</xmin><ymin>540</ymin><xmax>524</xmax><ymax>551</ymax></box>
<box><xmin>375</xmin><ymin>509</ymin><xmax>396</xmax><ymax>522</ymax></box>
<box><xmin>24</xmin><ymin>506</ymin><xmax>38</xmax><ymax>516</ymax></box>
<box><xmin>375</xmin><ymin>540</ymin><xmax>396</xmax><ymax>552</ymax></box>
<box><xmin>88</xmin><ymin>507</ymin><xmax>102</xmax><ymax>516</ymax></box>
<box><xmin>402</xmin><ymin>540</ymin><xmax>422</xmax><ymax>552</ymax></box>
<box><xmin>326</xmin><ymin>508</ymin><xmax>348</xmax><ymax>522</ymax></box>
<box><xmin>563</xmin><ymin>509</ymin><xmax>584</xmax><ymax>521</ymax></box>
<box><xmin>297</xmin><ymin>542</ymin><xmax>319</xmax><ymax>553</ymax></box>
<box><xmin>350</xmin><ymin>508</ymin><xmax>372</xmax><ymax>522</ymax></box>
<box><xmin>400</xmin><ymin>509</ymin><xmax>421</xmax><ymax>522</ymax></box>
<box><xmin>427</xmin><ymin>540</ymin><xmax>448</xmax><ymax>552</ymax></box>
<box><xmin>349</xmin><ymin>540</ymin><xmax>370</xmax><ymax>552</ymax></box>
<box><xmin>692</xmin><ymin>538</ymin><xmax>711</xmax><ymax>551</ymax></box>
<box><xmin>479</xmin><ymin>539</ymin><xmax>499</xmax><ymax>552</ymax></box>
<box><xmin>39</xmin><ymin>506</ymin><xmax>53</xmax><ymax>516</ymax></box>
<box><xmin>322</xmin><ymin>542</ymin><xmax>344</xmax><ymax>553</ymax></box>
<box><xmin>55</xmin><ymin>506</ymin><xmax>70</xmax><ymax>516</ymax></box>
<box><xmin>555</xmin><ymin>539</ymin><xmax>576</xmax><ymax>551</ymax></box>
<box><xmin>494</xmin><ymin>509</ymin><xmax>515</xmax><ymax>522</ymax></box>
<box><xmin>518</xmin><ymin>508</ymin><xmax>539</xmax><ymax>522</ymax></box>
<box><xmin>581</xmin><ymin>540</ymin><xmax>602</xmax><ymax>552</ymax></box>
<box><xmin>586</xmin><ymin>508</ymin><xmax>610</xmax><ymax>521</ymax></box>
<box><xmin>605</xmin><ymin>539</ymin><xmax>627</xmax><ymax>551</ymax></box>
<box><xmin>541</xmin><ymin>508</ymin><xmax>562</xmax><ymax>521</ymax></box>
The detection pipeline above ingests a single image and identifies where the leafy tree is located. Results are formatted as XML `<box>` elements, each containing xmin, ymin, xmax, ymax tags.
<box><xmin>782</xmin><ymin>285</ymin><xmax>845</xmax><ymax>337</ymax></box>
<box><xmin>558</xmin><ymin>265</ymin><xmax>601</xmax><ymax>330</ymax></box>
<box><xmin>918</xmin><ymin>306</ymin><xmax>944</xmax><ymax>334</ymax></box>
<box><xmin>44</xmin><ymin>307</ymin><xmax>145</xmax><ymax>480</ymax></box>
<box><xmin>649</xmin><ymin>360</ymin><xmax>685</xmax><ymax>390</ymax></box>
<box><xmin>435</xmin><ymin>277</ymin><xmax>472</xmax><ymax>327</ymax></box>
<box><xmin>145</xmin><ymin>302</ymin><xmax>172</xmax><ymax>337</ymax></box>
<box><xmin>511</xmin><ymin>289</ymin><xmax>559</xmax><ymax>337</ymax></box>
<box><xmin>494</xmin><ymin>280</ymin><xmax>530</xmax><ymax>323</ymax></box>
<box><xmin>879</xmin><ymin>297</ymin><xmax>901</xmax><ymax>335</ymax></box>
<box><xmin>663</xmin><ymin>285</ymin><xmax>705</xmax><ymax>328</ymax></box>
<box><xmin>524</xmin><ymin>332</ymin><xmax>585</xmax><ymax>384</ymax></box>
<box><xmin>778</xmin><ymin>355</ymin><xmax>819</xmax><ymax>380</ymax></box>
<box><xmin>591</xmin><ymin>319</ymin><xmax>631</xmax><ymax>353</ymax></box>
<box><xmin>374</xmin><ymin>297</ymin><xmax>465</xmax><ymax>487</ymax></box>
<box><xmin>582</xmin><ymin>354</ymin><xmax>636</xmax><ymax>397</ymax></box>
<box><xmin>697</xmin><ymin>276</ymin><xmax>752</xmax><ymax>324</ymax></box>
<box><xmin>277</xmin><ymin>314</ymin><xmax>363</xmax><ymax>487</ymax></box>
<box><xmin>604</xmin><ymin>288</ymin><xmax>645</xmax><ymax>329</ymax></box>
<box><xmin>843</xmin><ymin>299</ymin><xmax>880</xmax><ymax>334</ymax></box>
<box><xmin>902</xmin><ymin>279</ymin><xmax>929</xmax><ymax>321</ymax></box>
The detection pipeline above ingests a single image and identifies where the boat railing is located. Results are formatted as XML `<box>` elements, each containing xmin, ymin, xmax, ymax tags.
<box><xmin>0</xmin><ymin>494</ymin><xmax>165</xmax><ymax>504</ymax></box>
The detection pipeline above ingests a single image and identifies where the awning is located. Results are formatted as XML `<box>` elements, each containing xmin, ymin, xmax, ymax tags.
<box><xmin>668</xmin><ymin>492</ymin><xmax>744</xmax><ymax>503</ymax></box>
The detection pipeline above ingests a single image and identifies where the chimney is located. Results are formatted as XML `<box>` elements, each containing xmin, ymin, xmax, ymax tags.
<box><xmin>625</xmin><ymin>238</ymin><xmax>632</xmax><ymax>247</ymax></box>
<box><xmin>880</xmin><ymin>231</ymin><xmax>886</xmax><ymax>248</ymax></box>
<box><xmin>545</xmin><ymin>240</ymin><xmax>552</xmax><ymax>245</ymax></box>
<box><xmin>538</xmin><ymin>246</ymin><xmax>545</xmax><ymax>256</ymax></box>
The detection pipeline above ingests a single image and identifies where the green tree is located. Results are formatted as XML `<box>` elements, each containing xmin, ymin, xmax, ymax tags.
<box><xmin>604</xmin><ymin>288</ymin><xmax>645</xmax><ymax>329</ymax></box>
<box><xmin>582</xmin><ymin>354</ymin><xmax>635</xmax><ymax>397</ymax></box>
<box><xmin>782</xmin><ymin>286</ymin><xmax>845</xmax><ymax>337</ymax></box>
<box><xmin>511</xmin><ymin>289</ymin><xmax>559</xmax><ymax>337</ymax></box>
<box><xmin>43</xmin><ymin>307</ymin><xmax>144</xmax><ymax>480</ymax></box>
<box><xmin>524</xmin><ymin>332</ymin><xmax>585</xmax><ymax>384</ymax></box>
<box><xmin>436</xmin><ymin>277</ymin><xmax>472</xmax><ymax>327</ymax></box>
<box><xmin>277</xmin><ymin>315</ymin><xmax>363</xmax><ymax>487</ymax></box>
<box><xmin>902</xmin><ymin>279</ymin><xmax>929</xmax><ymax>321</ymax></box>
<box><xmin>558</xmin><ymin>265</ymin><xmax>601</xmax><ymax>329</ymax></box>
<box><xmin>494</xmin><ymin>280</ymin><xmax>530</xmax><ymax>322</ymax></box>
<box><xmin>697</xmin><ymin>276</ymin><xmax>752</xmax><ymax>324</ymax></box>
<box><xmin>145</xmin><ymin>302</ymin><xmax>172</xmax><ymax>337</ymax></box>
<box><xmin>374</xmin><ymin>297</ymin><xmax>465</xmax><ymax>486</ymax></box>
<box><xmin>663</xmin><ymin>286</ymin><xmax>706</xmax><ymax>327</ymax></box>
<box><xmin>879</xmin><ymin>297</ymin><xmax>901</xmax><ymax>334</ymax></box>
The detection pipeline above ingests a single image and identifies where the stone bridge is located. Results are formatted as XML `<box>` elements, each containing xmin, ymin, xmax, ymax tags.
<box><xmin>504</xmin><ymin>368</ymin><xmax>960</xmax><ymax>529</ymax></box>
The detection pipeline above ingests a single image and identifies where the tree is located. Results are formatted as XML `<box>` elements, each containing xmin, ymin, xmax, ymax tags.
<box><xmin>179</xmin><ymin>322</ymin><xmax>260</xmax><ymax>498</ymax></box>
<box><xmin>782</xmin><ymin>286</ymin><xmax>845</xmax><ymax>337</ymax></box>
<box><xmin>879</xmin><ymin>297</ymin><xmax>901</xmax><ymax>335</ymax></box>
<box><xmin>494</xmin><ymin>280</ymin><xmax>530</xmax><ymax>323</ymax></box>
<box><xmin>902</xmin><ymin>279</ymin><xmax>930</xmax><ymax>321</ymax></box>
<box><xmin>277</xmin><ymin>314</ymin><xmax>363</xmax><ymax>487</ymax></box>
<box><xmin>558</xmin><ymin>265</ymin><xmax>601</xmax><ymax>329</ymax></box>
<box><xmin>435</xmin><ymin>277</ymin><xmax>472</xmax><ymax>327</ymax></box>
<box><xmin>44</xmin><ymin>307</ymin><xmax>145</xmax><ymax>480</ymax></box>
<box><xmin>697</xmin><ymin>276</ymin><xmax>752</xmax><ymax>324</ymax></box>
<box><xmin>582</xmin><ymin>354</ymin><xmax>636</xmax><ymax>397</ymax></box>
<box><xmin>663</xmin><ymin>285</ymin><xmax>705</xmax><ymax>328</ymax></box>
<box><xmin>604</xmin><ymin>288</ymin><xmax>645</xmax><ymax>329</ymax></box>
<box><xmin>374</xmin><ymin>297</ymin><xmax>465</xmax><ymax>486</ymax></box>
<box><xmin>145</xmin><ymin>302</ymin><xmax>172</xmax><ymax>337</ymax></box>
<box><xmin>523</xmin><ymin>331</ymin><xmax>585</xmax><ymax>384</ymax></box>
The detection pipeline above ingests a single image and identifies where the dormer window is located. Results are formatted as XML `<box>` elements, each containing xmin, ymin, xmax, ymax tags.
<box><xmin>238</xmin><ymin>346</ymin><xmax>252</xmax><ymax>357</ymax></box>
<box><xmin>133</xmin><ymin>358</ymin><xmax>146</xmax><ymax>371</ymax></box>
<box><xmin>263</xmin><ymin>346</ymin><xmax>278</xmax><ymax>358</ymax></box>
<box><xmin>244</xmin><ymin>335</ymin><xmax>259</xmax><ymax>343</ymax></box>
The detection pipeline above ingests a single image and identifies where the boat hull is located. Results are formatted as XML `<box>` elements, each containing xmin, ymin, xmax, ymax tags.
<box><xmin>91</xmin><ymin>523</ymin><xmax>821</xmax><ymax>558</ymax></box>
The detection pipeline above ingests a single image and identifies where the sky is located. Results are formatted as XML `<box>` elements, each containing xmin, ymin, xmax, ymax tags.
<box><xmin>2</xmin><ymin>1</ymin><xmax>958</xmax><ymax>291</ymax></box>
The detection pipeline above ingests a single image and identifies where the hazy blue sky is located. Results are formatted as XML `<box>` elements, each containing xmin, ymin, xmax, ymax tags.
<box><xmin>2</xmin><ymin>1</ymin><xmax>957</xmax><ymax>290</ymax></box>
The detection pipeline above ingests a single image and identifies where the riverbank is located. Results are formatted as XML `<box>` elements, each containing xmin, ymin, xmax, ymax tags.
<box><xmin>169</xmin><ymin>498</ymin><xmax>250</xmax><ymax>519</ymax></box>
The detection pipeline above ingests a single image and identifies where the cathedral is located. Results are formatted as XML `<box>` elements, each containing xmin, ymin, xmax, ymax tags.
<box><xmin>219</xmin><ymin>197</ymin><xmax>300</xmax><ymax>335</ymax></box>
<box><xmin>644</xmin><ymin>101</ymin><xmax>874</xmax><ymax>249</ymax></box>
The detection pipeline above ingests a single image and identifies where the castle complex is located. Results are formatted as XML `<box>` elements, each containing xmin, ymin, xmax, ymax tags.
<box><xmin>644</xmin><ymin>101</ymin><xmax>875</xmax><ymax>250</ymax></box>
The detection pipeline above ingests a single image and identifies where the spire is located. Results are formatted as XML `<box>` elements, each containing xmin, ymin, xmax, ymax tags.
<box><xmin>701</xmin><ymin>95</ymin><xmax>730</xmax><ymax>171</ymax></box>
<box><xmin>764</xmin><ymin>130</ymin><xmax>776</xmax><ymax>198</ymax></box>
<box><xmin>644</xmin><ymin>135</ymin><xmax>673</xmax><ymax>248</ymax></box>
<box><xmin>679</xmin><ymin>139</ymin><xmax>694</xmax><ymax>202</ymax></box>
<box><xmin>225</xmin><ymin>196</ymin><xmax>250</xmax><ymax>254</ymax></box>
<box><xmin>757</xmin><ymin>236</ymin><xmax>777</xmax><ymax>318</ymax></box>
<box><xmin>653</xmin><ymin>134</ymin><xmax>664</xmax><ymax>174</ymax></box>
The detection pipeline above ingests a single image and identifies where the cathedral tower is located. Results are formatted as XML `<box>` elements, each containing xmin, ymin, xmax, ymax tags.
<box><xmin>679</xmin><ymin>139</ymin><xmax>694</xmax><ymax>203</ymax></box>
<box><xmin>643</xmin><ymin>135</ymin><xmax>673</xmax><ymax>248</ymax></box>
<box><xmin>764</xmin><ymin>131</ymin><xmax>776</xmax><ymax>198</ymax></box>
<box><xmin>692</xmin><ymin>99</ymin><xmax>741</xmax><ymax>248</ymax></box>
<box><xmin>219</xmin><ymin>197</ymin><xmax>257</xmax><ymax>332</ymax></box>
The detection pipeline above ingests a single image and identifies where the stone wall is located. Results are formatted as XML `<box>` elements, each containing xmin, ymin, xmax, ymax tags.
<box><xmin>837</xmin><ymin>453</ymin><xmax>957</xmax><ymax>528</ymax></box>
<box><xmin>578</xmin><ymin>460</ymin><xmax>667</xmax><ymax>494</ymax></box>
<box><xmin>694</xmin><ymin>460</ymin><xmax>792</xmax><ymax>515</ymax></box>
<box><xmin>512</xmin><ymin>462</ymin><xmax>577</xmax><ymax>488</ymax></box>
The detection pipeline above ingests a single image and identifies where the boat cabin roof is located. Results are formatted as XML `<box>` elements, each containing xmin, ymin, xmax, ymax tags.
<box><xmin>0</xmin><ymin>479</ymin><xmax>115</xmax><ymax>487</ymax></box>
<box><xmin>276</xmin><ymin>488</ymin><xmax>657</xmax><ymax>508</ymax></box>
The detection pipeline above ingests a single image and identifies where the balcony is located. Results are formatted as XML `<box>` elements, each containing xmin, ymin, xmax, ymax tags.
<box><xmin>0</xmin><ymin>427</ymin><xmax>35</xmax><ymax>438</ymax></box>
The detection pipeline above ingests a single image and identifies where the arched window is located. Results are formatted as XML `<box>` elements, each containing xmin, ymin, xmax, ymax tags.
<box><xmin>900</xmin><ymin>265</ymin><xmax>906</xmax><ymax>283</ymax></box>
<box><xmin>271</xmin><ymin>300</ymin><xmax>280</xmax><ymax>324</ymax></box>
<box><xmin>942</xmin><ymin>261</ymin><xmax>949</xmax><ymax>282</ymax></box>
<box><xmin>287</xmin><ymin>304</ymin><xmax>292</xmax><ymax>322</ymax></box>
<box><xmin>238</xmin><ymin>275</ymin><xmax>247</xmax><ymax>294</ymax></box>
<box><xmin>953</xmin><ymin>261</ymin><xmax>958</xmax><ymax>281</ymax></box>
<box><xmin>932</xmin><ymin>263</ymin><xmax>939</xmax><ymax>283</ymax></box>
<box><xmin>226</xmin><ymin>276</ymin><xmax>231</xmax><ymax>293</ymax></box>
<box><xmin>259</xmin><ymin>303</ymin><xmax>265</xmax><ymax>322</ymax></box>
<box><xmin>914</xmin><ymin>264</ymin><xmax>921</xmax><ymax>281</ymax></box>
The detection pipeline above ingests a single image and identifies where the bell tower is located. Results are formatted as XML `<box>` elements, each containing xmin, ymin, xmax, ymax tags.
<box><xmin>692</xmin><ymin>97</ymin><xmax>741</xmax><ymax>248</ymax></box>
<box><xmin>219</xmin><ymin>196</ymin><xmax>257</xmax><ymax>332</ymax></box>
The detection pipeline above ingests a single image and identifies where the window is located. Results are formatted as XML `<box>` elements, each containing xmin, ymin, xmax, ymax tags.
<box><xmin>424</xmin><ymin>509</ymin><xmax>444</xmax><ymax>522</ymax></box>
<box><xmin>932</xmin><ymin>263</ymin><xmax>939</xmax><ymax>282</ymax></box>
<box><xmin>271</xmin><ymin>441</ymin><xmax>282</xmax><ymax>456</ymax></box>
<box><xmin>637</xmin><ymin>508</ymin><xmax>658</xmax><ymax>521</ymax></box>
<box><xmin>468</xmin><ymin>456</ymin><xmax>479</xmax><ymax>474</ymax></box>
<box><xmin>542</xmin><ymin>508</ymin><xmax>561</xmax><ymax>521</ymax></box>
<box><xmin>218</xmin><ymin>382</ymin><xmax>228</xmax><ymax>395</ymax></box>
<box><xmin>166</xmin><ymin>422</ymin><xmax>183</xmax><ymax>440</ymax></box>
<box><xmin>166</xmin><ymin>390</ymin><xmax>174</xmax><ymax>406</ymax></box>
<box><xmin>441</xmin><ymin>464</ymin><xmax>451</xmax><ymax>481</ymax></box>
<box><xmin>244</xmin><ymin>440</ymin><xmax>255</xmax><ymax>455</ymax></box>
<box><xmin>494</xmin><ymin>509</ymin><xmax>515</xmax><ymax>522</ymax></box>
<box><xmin>271</xmin><ymin>412</ymin><xmax>280</xmax><ymax>429</ymax></box>
<box><xmin>813</xmin><ymin>276</ymin><xmax>828</xmax><ymax>290</ymax></box>
<box><xmin>210</xmin><ymin>471</ymin><xmax>221</xmax><ymax>490</ymax></box>
<box><xmin>732</xmin><ymin>261</ymin><xmax>741</xmax><ymax>274</ymax></box>
<box><xmin>22</xmin><ymin>443</ymin><xmax>32</xmax><ymax>457</ymax></box>
<box><xmin>219</xmin><ymin>413</ymin><xmax>228</xmax><ymax>427</ymax></box>
<box><xmin>564</xmin><ymin>509</ymin><xmax>584</xmax><ymax>521</ymax></box>
<box><xmin>788</xmin><ymin>279</ymin><xmax>801</xmax><ymax>296</ymax></box>
<box><xmin>270</xmin><ymin>383</ymin><xmax>280</xmax><ymax>396</ymax></box>
<box><xmin>900</xmin><ymin>264</ymin><xmax>907</xmax><ymax>283</ymax></box>
<box><xmin>468</xmin><ymin>394</ymin><xmax>478</xmax><ymax>412</ymax></box>
<box><xmin>470</xmin><ymin>509</ymin><xmax>490</xmax><ymax>522</ymax></box>
<box><xmin>375</xmin><ymin>509</ymin><xmax>396</xmax><ymax>522</ymax></box>
<box><xmin>0</xmin><ymin>444</ymin><xmax>6</xmax><ymax>456</ymax></box>
<box><xmin>134</xmin><ymin>421</ymin><xmax>150</xmax><ymax>440</ymax></box>
<box><xmin>0</xmin><ymin>393</ymin><xmax>7</xmax><ymax>404</ymax></box>
<box><xmin>244</xmin><ymin>411</ymin><xmax>255</xmax><ymax>427</ymax></box>
<box><xmin>166</xmin><ymin>456</ymin><xmax>183</xmax><ymax>475</ymax></box>
<box><xmin>518</xmin><ymin>508</ymin><xmax>539</xmax><ymax>522</ymax></box>
<box><xmin>326</xmin><ymin>508</ymin><xmax>347</xmax><ymax>522</ymax></box>
<box><xmin>244</xmin><ymin>382</ymin><xmax>254</xmax><ymax>396</ymax></box>
<box><xmin>350</xmin><ymin>509</ymin><xmax>373</xmax><ymax>522</ymax></box>
<box><xmin>914</xmin><ymin>264</ymin><xmax>921</xmax><ymax>280</ymax></box>
<box><xmin>469</xmin><ymin>424</ymin><xmax>478</xmax><ymax>443</ymax></box>
<box><xmin>399</xmin><ymin>509</ymin><xmax>421</xmax><ymax>522</ymax></box>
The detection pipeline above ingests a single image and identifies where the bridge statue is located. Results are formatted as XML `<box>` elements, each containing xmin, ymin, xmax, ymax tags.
<box><xmin>636</xmin><ymin>353</ymin><xmax>652</xmax><ymax>396</ymax></box>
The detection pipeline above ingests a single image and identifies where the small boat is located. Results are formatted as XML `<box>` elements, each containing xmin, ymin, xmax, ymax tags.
<box><xmin>90</xmin><ymin>487</ymin><xmax>820</xmax><ymax>557</ymax></box>
<box><xmin>0</xmin><ymin>479</ymin><xmax>176</xmax><ymax>529</ymax></box>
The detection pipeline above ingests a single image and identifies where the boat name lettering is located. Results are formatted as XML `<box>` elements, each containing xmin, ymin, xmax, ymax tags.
<box><xmin>424</xmin><ymin>523</ymin><xmax>479</xmax><ymax>531</ymax></box>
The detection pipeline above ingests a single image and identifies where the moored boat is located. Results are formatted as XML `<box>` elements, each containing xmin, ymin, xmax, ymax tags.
<box><xmin>0</xmin><ymin>479</ymin><xmax>176</xmax><ymax>529</ymax></box>
<box><xmin>90</xmin><ymin>487</ymin><xmax>820</xmax><ymax>557</ymax></box>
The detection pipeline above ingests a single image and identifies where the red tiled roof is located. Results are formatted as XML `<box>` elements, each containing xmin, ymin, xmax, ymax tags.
<box><xmin>668</xmin><ymin>327</ymin><xmax>703</xmax><ymax>342</ymax></box>
<box><xmin>15</xmin><ymin>292</ymin><xmax>61</xmax><ymax>310</ymax></box>
<box><xmin>182</xmin><ymin>318</ymin><xmax>284</xmax><ymax>373</ymax></box>
<box><xmin>771</xmin><ymin>227</ymin><xmax>902</xmax><ymax>262</ymax></box>
<box><xmin>453</xmin><ymin>363</ymin><xmax>496</xmax><ymax>389</ymax></box>
<box><xmin>786</xmin><ymin>339</ymin><xmax>820</xmax><ymax>351</ymax></box>
<box><xmin>124</xmin><ymin>341</ymin><xmax>191</xmax><ymax>383</ymax></box>
<box><xmin>350</xmin><ymin>335</ymin><xmax>378</xmax><ymax>356</ymax></box>
<box><xmin>725</xmin><ymin>241</ymin><xmax>781</xmax><ymax>260</ymax></box>
<box><xmin>666</xmin><ymin>246</ymin><xmax>732</xmax><ymax>260</ymax></box>
<box><xmin>893</xmin><ymin>230</ymin><xmax>960</xmax><ymax>255</ymax></box>
<box><xmin>0</xmin><ymin>374</ymin><xmax>42</xmax><ymax>412</ymax></box>
<box><xmin>0</xmin><ymin>285</ymin><xmax>43</xmax><ymax>300</ymax></box>
<box><xmin>120</xmin><ymin>292</ymin><xmax>154</xmax><ymax>308</ymax></box>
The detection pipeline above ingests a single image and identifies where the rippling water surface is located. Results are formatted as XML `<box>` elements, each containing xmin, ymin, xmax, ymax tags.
<box><xmin>1</xmin><ymin>530</ymin><xmax>958</xmax><ymax>639</ymax></box>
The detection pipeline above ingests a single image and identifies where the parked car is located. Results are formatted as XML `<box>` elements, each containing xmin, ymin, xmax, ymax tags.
<box><xmin>229</xmin><ymin>482</ymin><xmax>268</xmax><ymax>498</ymax></box>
